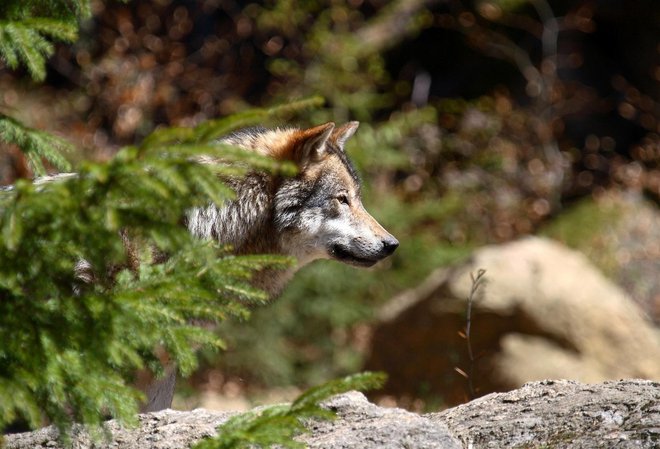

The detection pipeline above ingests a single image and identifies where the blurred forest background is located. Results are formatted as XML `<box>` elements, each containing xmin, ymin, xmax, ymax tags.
<box><xmin>1</xmin><ymin>0</ymin><xmax>658</xmax><ymax>412</ymax></box>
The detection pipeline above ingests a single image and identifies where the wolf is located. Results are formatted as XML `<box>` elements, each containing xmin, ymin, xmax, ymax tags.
<box><xmin>141</xmin><ymin>121</ymin><xmax>398</xmax><ymax>411</ymax></box>
<box><xmin>186</xmin><ymin>121</ymin><xmax>399</xmax><ymax>297</ymax></box>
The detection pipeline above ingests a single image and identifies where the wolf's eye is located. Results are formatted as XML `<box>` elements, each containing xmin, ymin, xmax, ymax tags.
<box><xmin>336</xmin><ymin>194</ymin><xmax>350</xmax><ymax>206</ymax></box>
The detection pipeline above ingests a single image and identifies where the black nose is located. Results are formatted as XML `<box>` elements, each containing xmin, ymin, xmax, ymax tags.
<box><xmin>381</xmin><ymin>236</ymin><xmax>399</xmax><ymax>256</ymax></box>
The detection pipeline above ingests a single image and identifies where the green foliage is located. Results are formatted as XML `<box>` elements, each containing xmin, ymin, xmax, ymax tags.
<box><xmin>0</xmin><ymin>98</ymin><xmax>324</xmax><ymax>436</ymax></box>
<box><xmin>540</xmin><ymin>198</ymin><xmax>620</xmax><ymax>249</ymax></box>
<box><xmin>141</xmin><ymin>96</ymin><xmax>325</xmax><ymax>151</ymax></box>
<box><xmin>0</xmin><ymin>0</ymin><xmax>91</xmax><ymax>81</ymax></box>
<box><xmin>0</xmin><ymin>114</ymin><xmax>73</xmax><ymax>175</ymax></box>
<box><xmin>540</xmin><ymin>197</ymin><xmax>622</xmax><ymax>276</ymax></box>
<box><xmin>255</xmin><ymin>1</ymin><xmax>431</xmax><ymax>121</ymax></box>
<box><xmin>0</xmin><ymin>0</ymin><xmax>92</xmax><ymax>176</ymax></box>
<box><xmin>193</xmin><ymin>372</ymin><xmax>386</xmax><ymax>449</ymax></box>
<box><xmin>0</xmin><ymin>0</ymin><xmax>92</xmax><ymax>18</ymax></box>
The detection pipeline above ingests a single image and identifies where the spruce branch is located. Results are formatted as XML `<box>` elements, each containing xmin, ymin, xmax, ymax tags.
<box><xmin>0</xmin><ymin>131</ymin><xmax>293</xmax><ymax>435</ymax></box>
<box><xmin>195</xmin><ymin>96</ymin><xmax>326</xmax><ymax>142</ymax></box>
<box><xmin>0</xmin><ymin>114</ymin><xmax>73</xmax><ymax>175</ymax></box>
<box><xmin>0</xmin><ymin>21</ymin><xmax>53</xmax><ymax>80</ymax></box>
<box><xmin>21</xmin><ymin>18</ymin><xmax>78</xmax><ymax>41</ymax></box>
<box><xmin>0</xmin><ymin>18</ymin><xmax>78</xmax><ymax>81</ymax></box>
<box><xmin>140</xmin><ymin>96</ymin><xmax>325</xmax><ymax>149</ymax></box>
<box><xmin>0</xmin><ymin>0</ymin><xmax>91</xmax><ymax>81</ymax></box>
<box><xmin>193</xmin><ymin>372</ymin><xmax>386</xmax><ymax>449</ymax></box>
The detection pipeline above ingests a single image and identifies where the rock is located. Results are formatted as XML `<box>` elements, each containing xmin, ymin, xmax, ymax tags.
<box><xmin>432</xmin><ymin>379</ymin><xmax>660</xmax><ymax>449</ymax></box>
<box><xmin>3</xmin><ymin>392</ymin><xmax>462</xmax><ymax>449</ymax></box>
<box><xmin>303</xmin><ymin>391</ymin><xmax>461</xmax><ymax>449</ymax></box>
<box><xmin>3</xmin><ymin>409</ymin><xmax>233</xmax><ymax>449</ymax></box>
<box><xmin>5</xmin><ymin>380</ymin><xmax>659</xmax><ymax>449</ymax></box>
<box><xmin>366</xmin><ymin>236</ymin><xmax>660</xmax><ymax>406</ymax></box>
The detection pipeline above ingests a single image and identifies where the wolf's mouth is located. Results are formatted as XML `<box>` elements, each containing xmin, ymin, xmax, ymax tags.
<box><xmin>329</xmin><ymin>244</ymin><xmax>379</xmax><ymax>267</ymax></box>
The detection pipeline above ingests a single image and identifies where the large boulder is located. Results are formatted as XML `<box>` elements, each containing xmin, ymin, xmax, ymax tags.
<box><xmin>5</xmin><ymin>380</ymin><xmax>659</xmax><ymax>449</ymax></box>
<box><xmin>366</xmin><ymin>236</ymin><xmax>660</xmax><ymax>406</ymax></box>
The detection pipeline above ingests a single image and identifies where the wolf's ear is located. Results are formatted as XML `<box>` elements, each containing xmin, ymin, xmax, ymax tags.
<box><xmin>331</xmin><ymin>121</ymin><xmax>360</xmax><ymax>149</ymax></box>
<box><xmin>294</xmin><ymin>122</ymin><xmax>335</xmax><ymax>165</ymax></box>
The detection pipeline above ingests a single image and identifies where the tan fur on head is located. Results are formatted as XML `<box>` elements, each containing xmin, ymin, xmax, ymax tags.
<box><xmin>223</xmin><ymin>122</ymin><xmax>361</xmax><ymax>164</ymax></box>
<box><xmin>290</xmin><ymin>122</ymin><xmax>335</xmax><ymax>165</ymax></box>
<box><xmin>283</xmin><ymin>122</ymin><xmax>335</xmax><ymax>165</ymax></box>
<box><xmin>331</xmin><ymin>121</ymin><xmax>359</xmax><ymax>147</ymax></box>
<box><xmin>237</xmin><ymin>128</ymin><xmax>299</xmax><ymax>159</ymax></box>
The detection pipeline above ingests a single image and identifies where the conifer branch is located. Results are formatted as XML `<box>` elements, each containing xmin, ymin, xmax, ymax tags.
<box><xmin>0</xmin><ymin>19</ymin><xmax>78</xmax><ymax>81</ymax></box>
<box><xmin>0</xmin><ymin>114</ymin><xmax>73</xmax><ymax>175</ymax></box>
<box><xmin>0</xmin><ymin>0</ymin><xmax>90</xmax><ymax>81</ymax></box>
<box><xmin>140</xmin><ymin>96</ymin><xmax>325</xmax><ymax>149</ymax></box>
<box><xmin>193</xmin><ymin>372</ymin><xmax>386</xmax><ymax>449</ymax></box>
<box><xmin>0</xmin><ymin>135</ymin><xmax>292</xmax><ymax>434</ymax></box>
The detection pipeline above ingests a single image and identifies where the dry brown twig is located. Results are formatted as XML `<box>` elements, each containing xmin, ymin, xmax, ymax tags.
<box><xmin>455</xmin><ymin>268</ymin><xmax>487</xmax><ymax>400</ymax></box>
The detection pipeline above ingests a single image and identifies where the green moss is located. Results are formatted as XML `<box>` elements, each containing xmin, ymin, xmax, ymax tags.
<box><xmin>540</xmin><ymin>197</ymin><xmax>623</xmax><ymax>276</ymax></box>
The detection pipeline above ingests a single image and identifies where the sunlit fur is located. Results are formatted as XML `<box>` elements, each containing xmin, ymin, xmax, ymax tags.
<box><xmin>186</xmin><ymin>122</ymin><xmax>399</xmax><ymax>297</ymax></box>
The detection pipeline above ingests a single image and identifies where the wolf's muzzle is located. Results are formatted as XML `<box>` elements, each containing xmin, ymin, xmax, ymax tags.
<box><xmin>329</xmin><ymin>235</ymin><xmax>399</xmax><ymax>267</ymax></box>
<box><xmin>381</xmin><ymin>236</ymin><xmax>399</xmax><ymax>256</ymax></box>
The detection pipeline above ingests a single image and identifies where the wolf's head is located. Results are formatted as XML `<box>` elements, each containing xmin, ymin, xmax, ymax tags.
<box><xmin>272</xmin><ymin>122</ymin><xmax>399</xmax><ymax>267</ymax></box>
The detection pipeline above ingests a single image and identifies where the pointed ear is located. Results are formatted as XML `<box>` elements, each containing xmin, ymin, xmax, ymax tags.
<box><xmin>331</xmin><ymin>121</ymin><xmax>360</xmax><ymax>149</ymax></box>
<box><xmin>294</xmin><ymin>122</ymin><xmax>335</xmax><ymax>165</ymax></box>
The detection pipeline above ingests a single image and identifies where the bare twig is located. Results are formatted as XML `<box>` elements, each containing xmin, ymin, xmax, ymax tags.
<box><xmin>455</xmin><ymin>268</ymin><xmax>487</xmax><ymax>400</ymax></box>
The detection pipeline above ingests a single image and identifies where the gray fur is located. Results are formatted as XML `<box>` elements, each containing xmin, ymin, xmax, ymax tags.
<box><xmin>187</xmin><ymin>173</ymin><xmax>275</xmax><ymax>252</ymax></box>
<box><xmin>185</xmin><ymin>122</ymin><xmax>398</xmax><ymax>298</ymax></box>
<box><xmin>0</xmin><ymin>172</ymin><xmax>77</xmax><ymax>192</ymax></box>
<box><xmin>141</xmin><ymin>365</ymin><xmax>177</xmax><ymax>413</ymax></box>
